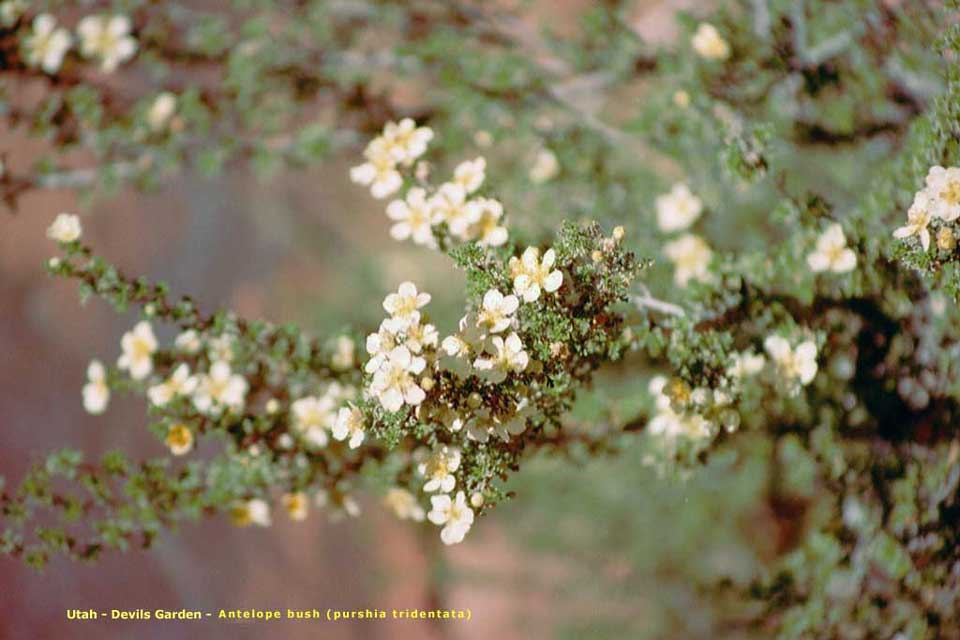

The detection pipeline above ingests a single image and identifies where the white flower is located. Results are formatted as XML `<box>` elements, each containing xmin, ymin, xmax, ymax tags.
<box><xmin>469</xmin><ymin>197</ymin><xmax>509</xmax><ymax>247</ymax></box>
<box><xmin>76</xmin><ymin>14</ymin><xmax>137</xmax><ymax>73</ymax></box>
<box><xmin>428</xmin><ymin>491</ymin><xmax>474</xmax><ymax>545</ymax></box>
<box><xmin>165</xmin><ymin>423</ymin><xmax>194</xmax><ymax>456</ymax></box>
<box><xmin>384</xmin><ymin>488</ymin><xmax>425</xmax><ymax>522</ymax></box>
<box><xmin>383</xmin><ymin>281</ymin><xmax>431</xmax><ymax>328</ymax></box>
<box><xmin>24</xmin><ymin>14</ymin><xmax>72</xmax><ymax>74</ymax></box>
<box><xmin>282</xmin><ymin>492</ymin><xmax>309</xmax><ymax>521</ymax></box>
<box><xmin>431</xmin><ymin>182</ymin><xmax>481</xmax><ymax>239</ymax></box>
<box><xmin>529</xmin><ymin>149</ymin><xmax>559</xmax><ymax>184</ymax></box>
<box><xmin>174</xmin><ymin>329</ymin><xmax>202</xmax><ymax>354</ymax></box>
<box><xmin>807</xmin><ymin>223</ymin><xmax>857</xmax><ymax>274</ymax></box>
<box><xmin>332</xmin><ymin>405</ymin><xmax>365</xmax><ymax>449</ymax></box>
<box><xmin>477</xmin><ymin>289</ymin><xmax>519</xmax><ymax>334</ymax></box>
<box><xmin>350</xmin><ymin>138</ymin><xmax>403</xmax><ymax>199</ymax></box>
<box><xmin>82</xmin><ymin>359</ymin><xmax>110</xmax><ymax>414</ymax></box>
<box><xmin>663</xmin><ymin>234</ymin><xmax>712</xmax><ymax>287</ymax></box>
<box><xmin>47</xmin><ymin>213</ymin><xmax>82</xmax><ymax>243</ymax></box>
<box><xmin>453</xmin><ymin>157</ymin><xmax>486</xmax><ymax>194</ymax></box>
<box><xmin>386</xmin><ymin>187</ymin><xmax>437</xmax><ymax>247</ymax></box>
<box><xmin>147</xmin><ymin>92</ymin><xmax>177</xmax><ymax>131</ymax></box>
<box><xmin>728</xmin><ymin>350</ymin><xmax>765</xmax><ymax>379</ymax></box>
<box><xmin>0</xmin><ymin>1</ymin><xmax>27</xmax><ymax>27</ymax></box>
<box><xmin>207</xmin><ymin>334</ymin><xmax>234</xmax><ymax>363</ymax></box>
<box><xmin>193</xmin><ymin>361</ymin><xmax>248</xmax><ymax>416</ymax></box>
<box><xmin>691</xmin><ymin>23</ymin><xmax>730</xmax><ymax>61</ymax></box>
<box><xmin>418</xmin><ymin>446</ymin><xmax>461</xmax><ymax>493</ymax></box>
<box><xmin>117</xmin><ymin>321</ymin><xmax>157</xmax><ymax>380</ymax></box>
<box><xmin>893</xmin><ymin>190</ymin><xmax>933</xmax><ymax>251</ymax></box>
<box><xmin>232</xmin><ymin>498</ymin><xmax>271</xmax><ymax>527</ymax></box>
<box><xmin>647</xmin><ymin>376</ymin><xmax>713</xmax><ymax>441</ymax></box>
<box><xmin>473</xmin><ymin>332</ymin><xmax>528</xmax><ymax>383</ymax></box>
<box><xmin>764</xmin><ymin>335</ymin><xmax>818</xmax><ymax>390</ymax></box>
<box><xmin>331</xmin><ymin>335</ymin><xmax>355</xmax><ymax>371</ymax></box>
<box><xmin>290</xmin><ymin>395</ymin><xmax>335</xmax><ymax>447</ymax></box>
<box><xmin>369</xmin><ymin>345</ymin><xmax>427</xmax><ymax>411</ymax></box>
<box><xmin>925</xmin><ymin>165</ymin><xmax>960</xmax><ymax>222</ymax></box>
<box><xmin>365</xmin><ymin>319</ymin><xmax>399</xmax><ymax>373</ymax></box>
<box><xmin>404</xmin><ymin>322</ymin><xmax>439</xmax><ymax>353</ymax></box>
<box><xmin>655</xmin><ymin>183</ymin><xmax>703</xmax><ymax>232</ymax></box>
<box><xmin>509</xmin><ymin>247</ymin><xmax>563</xmax><ymax>302</ymax></box>
<box><xmin>381</xmin><ymin>118</ymin><xmax>434</xmax><ymax>165</ymax></box>
<box><xmin>147</xmin><ymin>364</ymin><xmax>197</xmax><ymax>407</ymax></box>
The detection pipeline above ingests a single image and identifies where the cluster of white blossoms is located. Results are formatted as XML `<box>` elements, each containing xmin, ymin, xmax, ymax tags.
<box><xmin>353</xmin><ymin>121</ymin><xmax>509</xmax><ymax>249</ymax></box>
<box><xmin>22</xmin><ymin>13</ymin><xmax>137</xmax><ymax>74</ymax></box>
<box><xmin>350</xmin><ymin>118</ymin><xmax>434</xmax><ymax>199</ymax></box>
<box><xmin>365</xmin><ymin>281</ymin><xmax>434</xmax><ymax>412</ymax></box>
<box><xmin>653</xmin><ymin>184</ymin><xmax>712</xmax><ymax>287</ymax></box>
<box><xmin>807</xmin><ymin>223</ymin><xmax>857</xmax><ymax>274</ymax></box>
<box><xmin>691</xmin><ymin>22</ymin><xmax>730</xmax><ymax>61</ymax></box>
<box><xmin>893</xmin><ymin>165</ymin><xmax>960</xmax><ymax>251</ymax></box>
<box><xmin>75</xmin><ymin>318</ymin><xmax>254</xmax><ymax>452</ymax></box>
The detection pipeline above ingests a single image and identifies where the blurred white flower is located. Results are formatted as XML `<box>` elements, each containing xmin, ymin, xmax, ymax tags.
<box><xmin>24</xmin><ymin>14</ymin><xmax>72</xmax><ymax>74</ymax></box>
<box><xmin>193</xmin><ymin>361</ymin><xmax>248</xmax><ymax>416</ymax></box>
<box><xmin>381</xmin><ymin>118</ymin><xmax>434</xmax><ymax>165</ymax></box>
<box><xmin>82</xmin><ymin>359</ymin><xmax>110</xmax><ymax>414</ymax></box>
<box><xmin>807</xmin><ymin>223</ymin><xmax>856</xmax><ymax>274</ymax></box>
<box><xmin>453</xmin><ymin>157</ymin><xmax>486</xmax><ymax>194</ymax></box>
<box><xmin>764</xmin><ymin>335</ymin><xmax>818</xmax><ymax>390</ymax></box>
<box><xmin>529</xmin><ymin>149</ymin><xmax>559</xmax><ymax>184</ymax></box>
<box><xmin>47</xmin><ymin>212</ymin><xmax>82</xmax><ymax>243</ymax></box>
<box><xmin>655</xmin><ymin>183</ymin><xmax>703</xmax><ymax>232</ymax></box>
<box><xmin>147</xmin><ymin>363</ymin><xmax>197</xmax><ymax>407</ymax></box>
<box><xmin>165</xmin><ymin>423</ymin><xmax>194</xmax><ymax>456</ymax></box>
<box><xmin>147</xmin><ymin>92</ymin><xmax>177</xmax><ymax>131</ymax></box>
<box><xmin>663</xmin><ymin>234</ymin><xmax>712</xmax><ymax>286</ymax></box>
<box><xmin>291</xmin><ymin>395</ymin><xmax>335</xmax><ymax>447</ymax></box>
<box><xmin>647</xmin><ymin>376</ymin><xmax>712</xmax><ymax>441</ymax></box>
<box><xmin>384</xmin><ymin>488</ymin><xmax>425</xmax><ymax>522</ymax></box>
<box><xmin>76</xmin><ymin>14</ymin><xmax>137</xmax><ymax>72</ymax></box>
<box><xmin>232</xmin><ymin>498</ymin><xmax>271</xmax><ymax>527</ymax></box>
<box><xmin>469</xmin><ymin>197</ymin><xmax>509</xmax><ymax>247</ymax></box>
<box><xmin>351</xmin><ymin>138</ymin><xmax>403</xmax><ymax>199</ymax></box>
<box><xmin>282</xmin><ymin>492</ymin><xmax>309</xmax><ymax>521</ymax></box>
<box><xmin>117</xmin><ymin>321</ymin><xmax>157</xmax><ymax>380</ymax></box>
<box><xmin>174</xmin><ymin>329</ymin><xmax>202</xmax><ymax>354</ymax></box>
<box><xmin>386</xmin><ymin>187</ymin><xmax>437</xmax><ymax>247</ymax></box>
<box><xmin>331</xmin><ymin>335</ymin><xmax>355</xmax><ymax>371</ymax></box>
<box><xmin>691</xmin><ymin>23</ymin><xmax>730</xmax><ymax>61</ymax></box>
<box><xmin>431</xmin><ymin>182</ymin><xmax>481</xmax><ymax>240</ymax></box>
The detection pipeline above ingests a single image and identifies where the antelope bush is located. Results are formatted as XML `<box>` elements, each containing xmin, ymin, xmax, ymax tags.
<box><xmin>3</xmin><ymin>1</ymin><xmax>960</xmax><ymax>637</ymax></box>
